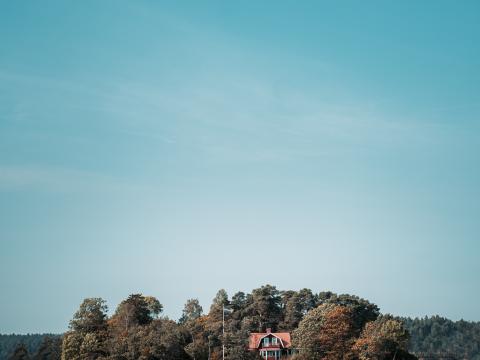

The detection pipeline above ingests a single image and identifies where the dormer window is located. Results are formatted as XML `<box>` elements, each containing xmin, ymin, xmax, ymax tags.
<box><xmin>272</xmin><ymin>337</ymin><xmax>278</xmax><ymax>345</ymax></box>
<box><xmin>264</xmin><ymin>337</ymin><xmax>269</xmax><ymax>346</ymax></box>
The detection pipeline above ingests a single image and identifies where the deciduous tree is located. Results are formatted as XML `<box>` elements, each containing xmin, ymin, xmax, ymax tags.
<box><xmin>69</xmin><ymin>298</ymin><xmax>108</xmax><ymax>334</ymax></box>
<box><xmin>353</xmin><ymin>315</ymin><xmax>410</xmax><ymax>360</ymax></box>
<box><xmin>179</xmin><ymin>299</ymin><xmax>203</xmax><ymax>325</ymax></box>
<box><xmin>62</xmin><ymin>298</ymin><xmax>109</xmax><ymax>360</ymax></box>
<box><xmin>293</xmin><ymin>304</ymin><xmax>353</xmax><ymax>360</ymax></box>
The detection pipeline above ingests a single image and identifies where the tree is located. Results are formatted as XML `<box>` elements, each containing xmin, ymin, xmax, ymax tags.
<box><xmin>0</xmin><ymin>335</ymin><xmax>59</xmax><ymax>360</ymax></box>
<box><xmin>179</xmin><ymin>299</ymin><xmax>203</xmax><ymax>325</ymax></box>
<box><xmin>32</xmin><ymin>337</ymin><xmax>61</xmax><ymax>360</ymax></box>
<box><xmin>402</xmin><ymin>315</ymin><xmax>480</xmax><ymax>358</ymax></box>
<box><xmin>293</xmin><ymin>303</ymin><xmax>355</xmax><ymax>360</ymax></box>
<box><xmin>249</xmin><ymin>285</ymin><xmax>282</xmax><ymax>331</ymax></box>
<box><xmin>61</xmin><ymin>332</ymin><xmax>82</xmax><ymax>360</ymax></box>
<box><xmin>223</xmin><ymin>331</ymin><xmax>259</xmax><ymax>360</ymax></box>
<box><xmin>62</xmin><ymin>298</ymin><xmax>109</xmax><ymax>360</ymax></box>
<box><xmin>209</xmin><ymin>290</ymin><xmax>229</xmax><ymax>316</ymax></box>
<box><xmin>9</xmin><ymin>343</ymin><xmax>30</xmax><ymax>360</ymax></box>
<box><xmin>280</xmin><ymin>289</ymin><xmax>317</xmax><ymax>330</ymax></box>
<box><xmin>184</xmin><ymin>316</ymin><xmax>211</xmax><ymax>360</ymax></box>
<box><xmin>69</xmin><ymin>298</ymin><xmax>108</xmax><ymax>333</ymax></box>
<box><xmin>79</xmin><ymin>332</ymin><xmax>109</xmax><ymax>359</ymax></box>
<box><xmin>230</xmin><ymin>292</ymin><xmax>247</xmax><ymax>312</ymax></box>
<box><xmin>320</xmin><ymin>293</ymin><xmax>380</xmax><ymax>334</ymax></box>
<box><xmin>353</xmin><ymin>315</ymin><xmax>410</xmax><ymax>360</ymax></box>
<box><xmin>109</xmin><ymin>318</ymin><xmax>190</xmax><ymax>360</ymax></box>
<box><xmin>317</xmin><ymin>306</ymin><xmax>356</xmax><ymax>360</ymax></box>
<box><xmin>113</xmin><ymin>294</ymin><xmax>160</xmax><ymax>332</ymax></box>
<box><xmin>144</xmin><ymin>296</ymin><xmax>163</xmax><ymax>319</ymax></box>
<box><xmin>62</xmin><ymin>330</ymin><xmax>109</xmax><ymax>360</ymax></box>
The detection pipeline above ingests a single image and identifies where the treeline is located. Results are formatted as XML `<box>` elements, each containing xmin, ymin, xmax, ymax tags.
<box><xmin>2</xmin><ymin>286</ymin><xmax>479</xmax><ymax>359</ymax></box>
<box><xmin>0</xmin><ymin>335</ymin><xmax>61</xmax><ymax>360</ymax></box>
<box><xmin>403</xmin><ymin>316</ymin><xmax>480</xmax><ymax>359</ymax></box>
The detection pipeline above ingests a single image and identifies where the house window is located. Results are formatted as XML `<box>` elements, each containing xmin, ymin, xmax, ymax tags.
<box><xmin>272</xmin><ymin>337</ymin><xmax>277</xmax><ymax>345</ymax></box>
<box><xmin>264</xmin><ymin>337</ymin><xmax>269</xmax><ymax>346</ymax></box>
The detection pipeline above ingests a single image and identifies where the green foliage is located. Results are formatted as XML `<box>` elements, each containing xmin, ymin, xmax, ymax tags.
<box><xmin>113</xmin><ymin>294</ymin><xmax>157</xmax><ymax>330</ymax></box>
<box><xmin>230</xmin><ymin>292</ymin><xmax>247</xmax><ymax>312</ymax></box>
<box><xmin>184</xmin><ymin>286</ymin><xmax>410</xmax><ymax>360</ymax></box>
<box><xmin>402</xmin><ymin>316</ymin><xmax>480</xmax><ymax>359</ymax></box>
<box><xmin>291</xmin><ymin>303</ymin><xmax>338</xmax><ymax>359</ymax></box>
<box><xmin>32</xmin><ymin>337</ymin><xmax>62</xmax><ymax>360</ymax></box>
<box><xmin>353</xmin><ymin>315</ymin><xmax>410</xmax><ymax>360</ymax></box>
<box><xmin>109</xmin><ymin>319</ymin><xmax>190</xmax><ymax>360</ymax></box>
<box><xmin>280</xmin><ymin>289</ymin><xmax>317</xmax><ymax>330</ymax></box>
<box><xmin>222</xmin><ymin>331</ymin><xmax>258</xmax><ymax>360</ymax></box>
<box><xmin>0</xmin><ymin>335</ymin><xmax>61</xmax><ymax>360</ymax></box>
<box><xmin>319</xmin><ymin>293</ymin><xmax>380</xmax><ymax>333</ymax></box>
<box><xmin>8</xmin><ymin>343</ymin><xmax>30</xmax><ymax>360</ymax></box>
<box><xmin>60</xmin><ymin>332</ymin><xmax>82</xmax><ymax>360</ymax></box>
<box><xmin>144</xmin><ymin>296</ymin><xmax>163</xmax><ymax>320</ymax></box>
<box><xmin>61</xmin><ymin>294</ymin><xmax>186</xmax><ymax>360</ymax></box>
<box><xmin>208</xmin><ymin>289</ymin><xmax>229</xmax><ymax>323</ymax></box>
<box><xmin>8</xmin><ymin>286</ymin><xmax>480</xmax><ymax>360</ymax></box>
<box><xmin>293</xmin><ymin>305</ymin><xmax>410</xmax><ymax>360</ymax></box>
<box><xmin>69</xmin><ymin>298</ymin><xmax>108</xmax><ymax>334</ymax></box>
<box><xmin>179</xmin><ymin>299</ymin><xmax>203</xmax><ymax>325</ymax></box>
<box><xmin>249</xmin><ymin>285</ymin><xmax>282</xmax><ymax>331</ymax></box>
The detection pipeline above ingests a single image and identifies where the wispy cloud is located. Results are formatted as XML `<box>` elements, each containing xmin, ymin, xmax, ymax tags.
<box><xmin>0</xmin><ymin>165</ymin><xmax>134</xmax><ymax>193</ymax></box>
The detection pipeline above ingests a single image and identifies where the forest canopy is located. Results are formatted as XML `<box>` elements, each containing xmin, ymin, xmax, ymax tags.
<box><xmin>1</xmin><ymin>286</ymin><xmax>479</xmax><ymax>360</ymax></box>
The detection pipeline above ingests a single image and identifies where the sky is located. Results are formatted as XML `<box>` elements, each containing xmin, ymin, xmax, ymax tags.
<box><xmin>1</xmin><ymin>0</ymin><xmax>479</xmax><ymax>333</ymax></box>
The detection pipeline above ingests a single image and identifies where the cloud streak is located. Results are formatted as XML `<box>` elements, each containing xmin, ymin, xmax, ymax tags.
<box><xmin>0</xmin><ymin>165</ymin><xmax>135</xmax><ymax>194</ymax></box>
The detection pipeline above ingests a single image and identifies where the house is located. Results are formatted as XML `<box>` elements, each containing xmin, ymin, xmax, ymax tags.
<box><xmin>248</xmin><ymin>328</ymin><xmax>295</xmax><ymax>359</ymax></box>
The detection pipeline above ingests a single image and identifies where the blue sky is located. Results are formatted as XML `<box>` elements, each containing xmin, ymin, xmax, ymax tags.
<box><xmin>1</xmin><ymin>0</ymin><xmax>479</xmax><ymax>333</ymax></box>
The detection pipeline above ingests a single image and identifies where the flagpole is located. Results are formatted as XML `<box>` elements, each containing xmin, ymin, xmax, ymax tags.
<box><xmin>222</xmin><ymin>305</ymin><xmax>225</xmax><ymax>360</ymax></box>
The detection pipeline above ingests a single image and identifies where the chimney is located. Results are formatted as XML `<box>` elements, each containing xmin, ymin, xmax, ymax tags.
<box><xmin>266</xmin><ymin>328</ymin><xmax>272</xmax><ymax>334</ymax></box>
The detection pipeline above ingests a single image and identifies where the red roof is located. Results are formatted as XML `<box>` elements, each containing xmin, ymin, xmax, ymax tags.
<box><xmin>248</xmin><ymin>332</ymin><xmax>292</xmax><ymax>349</ymax></box>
